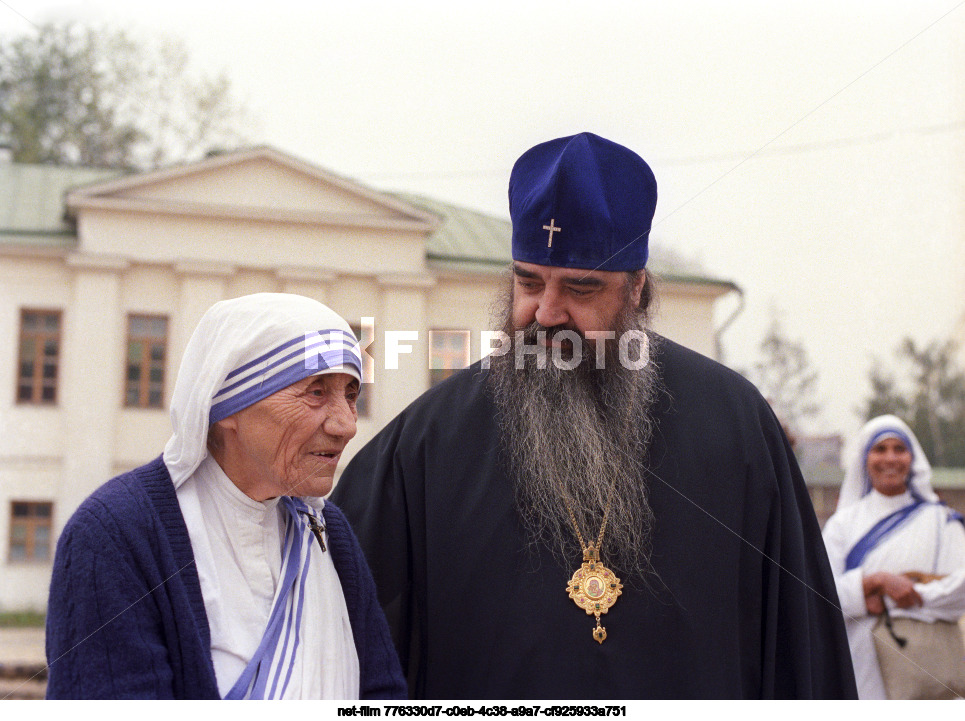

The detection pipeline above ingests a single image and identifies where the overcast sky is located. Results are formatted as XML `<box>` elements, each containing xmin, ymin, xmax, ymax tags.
<box><xmin>3</xmin><ymin>0</ymin><xmax>964</xmax><ymax>439</ymax></box>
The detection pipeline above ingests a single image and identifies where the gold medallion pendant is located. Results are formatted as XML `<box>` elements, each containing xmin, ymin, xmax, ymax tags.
<box><xmin>566</xmin><ymin>543</ymin><xmax>623</xmax><ymax>644</ymax></box>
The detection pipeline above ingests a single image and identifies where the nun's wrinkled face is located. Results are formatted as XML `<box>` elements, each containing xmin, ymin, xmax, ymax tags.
<box><xmin>867</xmin><ymin>436</ymin><xmax>912</xmax><ymax>497</ymax></box>
<box><xmin>213</xmin><ymin>372</ymin><xmax>359</xmax><ymax>501</ymax></box>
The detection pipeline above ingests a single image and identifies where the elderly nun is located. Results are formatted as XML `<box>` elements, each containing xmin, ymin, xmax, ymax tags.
<box><xmin>46</xmin><ymin>293</ymin><xmax>406</xmax><ymax>699</ymax></box>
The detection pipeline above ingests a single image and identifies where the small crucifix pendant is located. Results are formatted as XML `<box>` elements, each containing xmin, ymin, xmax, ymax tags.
<box><xmin>300</xmin><ymin>511</ymin><xmax>327</xmax><ymax>552</ymax></box>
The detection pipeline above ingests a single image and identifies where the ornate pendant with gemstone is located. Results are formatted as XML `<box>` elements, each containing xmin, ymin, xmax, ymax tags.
<box><xmin>565</xmin><ymin>543</ymin><xmax>623</xmax><ymax>643</ymax></box>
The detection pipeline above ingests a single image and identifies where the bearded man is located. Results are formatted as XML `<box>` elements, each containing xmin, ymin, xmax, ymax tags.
<box><xmin>331</xmin><ymin>133</ymin><xmax>857</xmax><ymax>699</ymax></box>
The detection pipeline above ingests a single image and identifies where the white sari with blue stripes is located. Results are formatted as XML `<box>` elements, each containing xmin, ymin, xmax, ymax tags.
<box><xmin>178</xmin><ymin>454</ymin><xmax>360</xmax><ymax>699</ymax></box>
<box><xmin>823</xmin><ymin>490</ymin><xmax>965</xmax><ymax>698</ymax></box>
<box><xmin>163</xmin><ymin>294</ymin><xmax>366</xmax><ymax>698</ymax></box>
<box><xmin>822</xmin><ymin>416</ymin><xmax>965</xmax><ymax>698</ymax></box>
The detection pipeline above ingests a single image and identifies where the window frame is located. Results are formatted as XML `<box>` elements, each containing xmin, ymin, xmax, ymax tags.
<box><xmin>124</xmin><ymin>313</ymin><xmax>169</xmax><ymax>409</ymax></box>
<box><xmin>8</xmin><ymin>501</ymin><xmax>54</xmax><ymax>564</ymax></box>
<box><xmin>429</xmin><ymin>328</ymin><xmax>472</xmax><ymax>387</ymax></box>
<box><xmin>16</xmin><ymin>308</ymin><xmax>62</xmax><ymax>405</ymax></box>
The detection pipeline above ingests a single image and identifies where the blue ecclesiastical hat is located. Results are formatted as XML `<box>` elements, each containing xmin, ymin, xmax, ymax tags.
<box><xmin>509</xmin><ymin>132</ymin><xmax>657</xmax><ymax>272</ymax></box>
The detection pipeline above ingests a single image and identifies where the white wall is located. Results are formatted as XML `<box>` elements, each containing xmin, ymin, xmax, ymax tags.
<box><xmin>651</xmin><ymin>284</ymin><xmax>723</xmax><ymax>360</ymax></box>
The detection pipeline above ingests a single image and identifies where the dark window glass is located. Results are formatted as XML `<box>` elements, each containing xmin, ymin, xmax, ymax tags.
<box><xmin>16</xmin><ymin>310</ymin><xmax>61</xmax><ymax>404</ymax></box>
<box><xmin>8</xmin><ymin>502</ymin><xmax>54</xmax><ymax>563</ymax></box>
<box><xmin>125</xmin><ymin>315</ymin><xmax>168</xmax><ymax>409</ymax></box>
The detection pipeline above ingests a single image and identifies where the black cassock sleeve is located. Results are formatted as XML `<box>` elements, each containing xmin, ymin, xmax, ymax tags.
<box><xmin>755</xmin><ymin>407</ymin><xmax>858</xmax><ymax>697</ymax></box>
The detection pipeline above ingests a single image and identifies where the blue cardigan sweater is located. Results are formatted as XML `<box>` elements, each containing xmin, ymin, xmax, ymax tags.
<box><xmin>45</xmin><ymin>456</ymin><xmax>406</xmax><ymax>699</ymax></box>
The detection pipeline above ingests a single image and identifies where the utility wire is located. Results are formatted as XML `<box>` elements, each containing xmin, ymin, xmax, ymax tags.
<box><xmin>360</xmin><ymin>119</ymin><xmax>965</xmax><ymax>182</ymax></box>
<box><xmin>0</xmin><ymin>0</ymin><xmax>39</xmax><ymax>29</ymax></box>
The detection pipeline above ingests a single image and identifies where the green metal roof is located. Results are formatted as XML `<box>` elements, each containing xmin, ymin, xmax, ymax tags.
<box><xmin>0</xmin><ymin>162</ymin><xmax>736</xmax><ymax>294</ymax></box>
<box><xmin>391</xmin><ymin>192</ymin><xmax>513</xmax><ymax>267</ymax></box>
<box><xmin>0</xmin><ymin>163</ymin><xmax>123</xmax><ymax>230</ymax></box>
<box><xmin>933</xmin><ymin>467</ymin><xmax>965</xmax><ymax>490</ymax></box>
<box><xmin>0</xmin><ymin>162</ymin><xmax>121</xmax><ymax>245</ymax></box>
<box><xmin>800</xmin><ymin>463</ymin><xmax>845</xmax><ymax>487</ymax></box>
<box><xmin>802</xmin><ymin>465</ymin><xmax>965</xmax><ymax>490</ymax></box>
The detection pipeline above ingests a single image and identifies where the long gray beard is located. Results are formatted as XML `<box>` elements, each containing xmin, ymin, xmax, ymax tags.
<box><xmin>488</xmin><ymin>292</ymin><xmax>661</xmax><ymax>580</ymax></box>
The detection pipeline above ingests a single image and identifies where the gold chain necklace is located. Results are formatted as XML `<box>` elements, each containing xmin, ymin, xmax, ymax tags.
<box><xmin>561</xmin><ymin>490</ymin><xmax>623</xmax><ymax>644</ymax></box>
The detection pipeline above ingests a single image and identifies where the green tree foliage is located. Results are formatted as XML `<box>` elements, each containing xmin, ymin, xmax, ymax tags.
<box><xmin>0</xmin><ymin>22</ymin><xmax>247</xmax><ymax>170</ymax></box>
<box><xmin>743</xmin><ymin>317</ymin><xmax>821</xmax><ymax>437</ymax></box>
<box><xmin>862</xmin><ymin>338</ymin><xmax>965</xmax><ymax>466</ymax></box>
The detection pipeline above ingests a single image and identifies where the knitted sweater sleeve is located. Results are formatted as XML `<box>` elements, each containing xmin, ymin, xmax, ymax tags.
<box><xmin>45</xmin><ymin>499</ymin><xmax>176</xmax><ymax>699</ymax></box>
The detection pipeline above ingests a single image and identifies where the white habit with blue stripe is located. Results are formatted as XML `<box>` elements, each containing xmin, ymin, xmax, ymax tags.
<box><xmin>163</xmin><ymin>293</ymin><xmax>364</xmax><ymax>698</ymax></box>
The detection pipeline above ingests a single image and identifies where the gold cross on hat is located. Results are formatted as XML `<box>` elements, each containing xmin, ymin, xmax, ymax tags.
<box><xmin>543</xmin><ymin>219</ymin><xmax>561</xmax><ymax>247</ymax></box>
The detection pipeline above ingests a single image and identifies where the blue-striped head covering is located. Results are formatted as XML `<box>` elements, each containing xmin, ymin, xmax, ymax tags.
<box><xmin>209</xmin><ymin>326</ymin><xmax>360</xmax><ymax>424</ymax></box>
<box><xmin>861</xmin><ymin>427</ymin><xmax>915</xmax><ymax>497</ymax></box>
<box><xmin>163</xmin><ymin>293</ymin><xmax>362</xmax><ymax>488</ymax></box>
<box><xmin>837</xmin><ymin>414</ymin><xmax>937</xmax><ymax>510</ymax></box>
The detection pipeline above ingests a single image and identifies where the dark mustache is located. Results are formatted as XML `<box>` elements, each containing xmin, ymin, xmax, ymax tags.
<box><xmin>519</xmin><ymin>322</ymin><xmax>583</xmax><ymax>344</ymax></box>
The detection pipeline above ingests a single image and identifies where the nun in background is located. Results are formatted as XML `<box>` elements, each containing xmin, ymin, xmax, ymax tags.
<box><xmin>46</xmin><ymin>293</ymin><xmax>405</xmax><ymax>700</ymax></box>
<box><xmin>822</xmin><ymin>414</ymin><xmax>965</xmax><ymax>699</ymax></box>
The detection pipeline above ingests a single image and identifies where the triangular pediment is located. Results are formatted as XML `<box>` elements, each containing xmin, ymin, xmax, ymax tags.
<box><xmin>66</xmin><ymin>146</ymin><xmax>438</xmax><ymax>231</ymax></box>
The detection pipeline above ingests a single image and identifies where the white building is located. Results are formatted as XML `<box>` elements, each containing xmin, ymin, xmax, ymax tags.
<box><xmin>0</xmin><ymin>147</ymin><xmax>739</xmax><ymax>610</ymax></box>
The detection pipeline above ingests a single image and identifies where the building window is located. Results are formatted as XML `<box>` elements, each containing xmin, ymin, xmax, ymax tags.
<box><xmin>350</xmin><ymin>322</ymin><xmax>374</xmax><ymax>418</ymax></box>
<box><xmin>8</xmin><ymin>501</ymin><xmax>53</xmax><ymax>563</ymax></box>
<box><xmin>429</xmin><ymin>329</ymin><xmax>471</xmax><ymax>387</ymax></box>
<box><xmin>17</xmin><ymin>309</ymin><xmax>62</xmax><ymax>404</ymax></box>
<box><xmin>125</xmin><ymin>315</ymin><xmax>168</xmax><ymax>408</ymax></box>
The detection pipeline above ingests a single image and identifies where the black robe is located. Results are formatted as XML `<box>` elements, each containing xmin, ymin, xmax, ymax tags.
<box><xmin>332</xmin><ymin>336</ymin><xmax>857</xmax><ymax>699</ymax></box>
